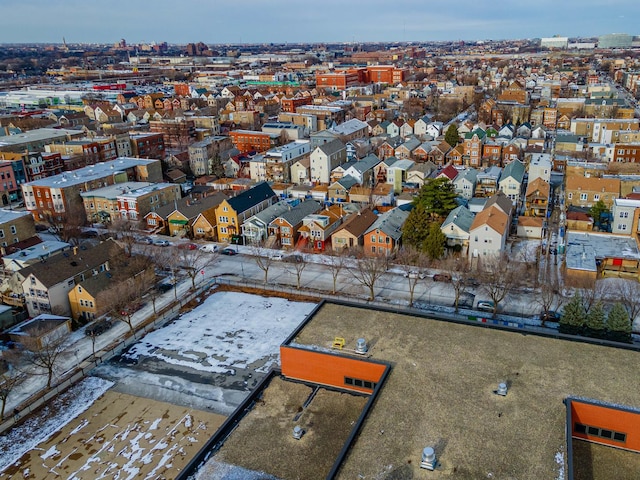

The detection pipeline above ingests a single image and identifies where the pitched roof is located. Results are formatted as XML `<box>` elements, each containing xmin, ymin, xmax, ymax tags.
<box><xmin>442</xmin><ymin>205</ymin><xmax>475</xmax><ymax>233</ymax></box>
<box><xmin>365</xmin><ymin>207</ymin><xmax>410</xmax><ymax>240</ymax></box>
<box><xmin>315</xmin><ymin>138</ymin><xmax>346</xmax><ymax>156</ymax></box>
<box><xmin>500</xmin><ymin>159</ymin><xmax>525</xmax><ymax>183</ymax></box>
<box><xmin>438</xmin><ymin>164</ymin><xmax>459</xmax><ymax>181</ymax></box>
<box><xmin>470</xmin><ymin>205</ymin><xmax>509</xmax><ymax>235</ymax></box>
<box><xmin>565</xmin><ymin>175</ymin><xmax>620</xmax><ymax>194</ymax></box>
<box><xmin>525</xmin><ymin>177</ymin><xmax>551</xmax><ymax>197</ymax></box>
<box><xmin>332</xmin><ymin>208</ymin><xmax>378</xmax><ymax>238</ymax></box>
<box><xmin>272</xmin><ymin>199</ymin><xmax>322</xmax><ymax>226</ymax></box>
<box><xmin>484</xmin><ymin>191</ymin><xmax>513</xmax><ymax>217</ymax></box>
<box><xmin>20</xmin><ymin>239</ymin><xmax>122</xmax><ymax>288</ymax></box>
<box><xmin>227</xmin><ymin>181</ymin><xmax>277</xmax><ymax>213</ymax></box>
<box><xmin>517</xmin><ymin>216</ymin><xmax>544</xmax><ymax>227</ymax></box>
<box><xmin>347</xmin><ymin>154</ymin><xmax>381</xmax><ymax>174</ymax></box>
<box><xmin>152</xmin><ymin>191</ymin><xmax>227</xmax><ymax>220</ymax></box>
<box><xmin>331</xmin><ymin>175</ymin><xmax>359</xmax><ymax>190</ymax></box>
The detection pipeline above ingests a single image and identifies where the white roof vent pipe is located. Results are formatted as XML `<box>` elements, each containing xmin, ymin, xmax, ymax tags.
<box><xmin>292</xmin><ymin>425</ymin><xmax>305</xmax><ymax>440</ymax></box>
<box><xmin>420</xmin><ymin>446</ymin><xmax>437</xmax><ymax>470</ymax></box>
<box><xmin>355</xmin><ymin>338</ymin><xmax>368</xmax><ymax>354</ymax></box>
<box><xmin>496</xmin><ymin>382</ymin><xmax>508</xmax><ymax>396</ymax></box>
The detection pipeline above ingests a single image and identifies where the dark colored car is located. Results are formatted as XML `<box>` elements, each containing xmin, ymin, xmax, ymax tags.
<box><xmin>283</xmin><ymin>254</ymin><xmax>304</xmax><ymax>263</ymax></box>
<box><xmin>540</xmin><ymin>310</ymin><xmax>561</xmax><ymax>322</ymax></box>
<box><xmin>220</xmin><ymin>247</ymin><xmax>238</xmax><ymax>256</ymax></box>
<box><xmin>433</xmin><ymin>273</ymin><xmax>452</xmax><ymax>283</ymax></box>
<box><xmin>85</xmin><ymin>320</ymin><xmax>113</xmax><ymax>337</ymax></box>
<box><xmin>156</xmin><ymin>283</ymin><xmax>174</xmax><ymax>293</ymax></box>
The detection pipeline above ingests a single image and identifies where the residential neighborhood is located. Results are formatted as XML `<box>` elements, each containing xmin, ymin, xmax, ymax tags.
<box><xmin>1</xmin><ymin>13</ymin><xmax>640</xmax><ymax>480</ymax></box>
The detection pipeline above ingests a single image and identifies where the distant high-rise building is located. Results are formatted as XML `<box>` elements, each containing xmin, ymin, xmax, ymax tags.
<box><xmin>598</xmin><ymin>33</ymin><xmax>633</xmax><ymax>49</ymax></box>
<box><xmin>540</xmin><ymin>36</ymin><xmax>569</xmax><ymax>49</ymax></box>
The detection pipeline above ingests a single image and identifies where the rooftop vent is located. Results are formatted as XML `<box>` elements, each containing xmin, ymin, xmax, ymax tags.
<box><xmin>355</xmin><ymin>338</ymin><xmax>368</xmax><ymax>354</ymax></box>
<box><xmin>496</xmin><ymin>382</ymin><xmax>508</xmax><ymax>396</ymax></box>
<box><xmin>292</xmin><ymin>425</ymin><xmax>305</xmax><ymax>440</ymax></box>
<box><xmin>420</xmin><ymin>446</ymin><xmax>437</xmax><ymax>470</ymax></box>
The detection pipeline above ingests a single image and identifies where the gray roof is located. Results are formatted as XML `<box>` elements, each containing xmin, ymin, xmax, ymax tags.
<box><xmin>315</xmin><ymin>138</ymin><xmax>346</xmax><ymax>156</ymax></box>
<box><xmin>389</xmin><ymin>159</ymin><xmax>414</xmax><ymax>171</ymax></box>
<box><xmin>398</xmin><ymin>137</ymin><xmax>421</xmax><ymax>152</ymax></box>
<box><xmin>460</xmin><ymin>168</ymin><xmax>479</xmax><ymax>183</ymax></box>
<box><xmin>442</xmin><ymin>205</ymin><xmax>475</xmax><ymax>233</ymax></box>
<box><xmin>246</xmin><ymin>200</ymin><xmax>296</xmax><ymax>226</ymax></box>
<box><xmin>501</xmin><ymin>159</ymin><xmax>525</xmax><ymax>183</ymax></box>
<box><xmin>382</xmin><ymin>156</ymin><xmax>399</xmax><ymax>167</ymax></box>
<box><xmin>565</xmin><ymin>231</ymin><xmax>640</xmax><ymax>273</ymax></box>
<box><xmin>477</xmin><ymin>165</ymin><xmax>502</xmax><ymax>181</ymax></box>
<box><xmin>0</xmin><ymin>127</ymin><xmax>81</xmax><ymax>147</ymax></box>
<box><xmin>152</xmin><ymin>191</ymin><xmax>227</xmax><ymax>220</ymax></box>
<box><xmin>272</xmin><ymin>199</ymin><xmax>322</xmax><ymax>227</ymax></box>
<box><xmin>0</xmin><ymin>209</ymin><xmax>32</xmax><ymax>225</ymax></box>
<box><xmin>408</xmin><ymin>161</ymin><xmax>437</xmax><ymax>175</ymax></box>
<box><xmin>484</xmin><ymin>191</ymin><xmax>513</xmax><ymax>216</ymax></box>
<box><xmin>24</xmin><ymin>158</ymin><xmax>159</xmax><ymax>189</ymax></box>
<box><xmin>332</xmin><ymin>175</ymin><xmax>359</xmax><ymax>190</ymax></box>
<box><xmin>365</xmin><ymin>207</ymin><xmax>409</xmax><ymax>241</ymax></box>
<box><xmin>347</xmin><ymin>154</ymin><xmax>381</xmax><ymax>174</ymax></box>
<box><xmin>329</xmin><ymin>119</ymin><xmax>368</xmax><ymax>136</ymax></box>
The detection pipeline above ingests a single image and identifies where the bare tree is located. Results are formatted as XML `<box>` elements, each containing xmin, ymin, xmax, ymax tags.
<box><xmin>98</xmin><ymin>280</ymin><xmax>141</xmax><ymax>336</ymax></box>
<box><xmin>326</xmin><ymin>250</ymin><xmax>348</xmax><ymax>295</ymax></box>
<box><xmin>251</xmin><ymin>243</ymin><xmax>276</xmax><ymax>284</ymax></box>
<box><xmin>395</xmin><ymin>247</ymin><xmax>429</xmax><ymax>307</ymax></box>
<box><xmin>24</xmin><ymin>330</ymin><xmax>66</xmax><ymax>389</ymax></box>
<box><xmin>176</xmin><ymin>247</ymin><xmax>218</xmax><ymax>289</ymax></box>
<box><xmin>443</xmin><ymin>256</ymin><xmax>472</xmax><ymax>313</ymax></box>
<box><xmin>284</xmin><ymin>256</ymin><xmax>307</xmax><ymax>289</ymax></box>
<box><xmin>612</xmin><ymin>279</ymin><xmax>640</xmax><ymax>324</ymax></box>
<box><xmin>478</xmin><ymin>253</ymin><xmax>522</xmax><ymax>317</ymax></box>
<box><xmin>109</xmin><ymin>218</ymin><xmax>140</xmax><ymax>257</ymax></box>
<box><xmin>0</xmin><ymin>363</ymin><xmax>23</xmax><ymax>421</ymax></box>
<box><xmin>576</xmin><ymin>279</ymin><xmax>608</xmax><ymax>315</ymax></box>
<box><xmin>537</xmin><ymin>274</ymin><xmax>565</xmax><ymax>324</ymax></box>
<box><xmin>349</xmin><ymin>251</ymin><xmax>389</xmax><ymax>301</ymax></box>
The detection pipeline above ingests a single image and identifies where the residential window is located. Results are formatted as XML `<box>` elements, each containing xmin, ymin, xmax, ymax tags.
<box><xmin>580</xmin><ymin>193</ymin><xmax>588</xmax><ymax>201</ymax></box>
<box><xmin>220</xmin><ymin>227</ymin><xmax>227</xmax><ymax>234</ymax></box>
<box><xmin>593</xmin><ymin>194</ymin><xmax>600</xmax><ymax>201</ymax></box>
<box><xmin>0</xmin><ymin>230</ymin><xmax>4</xmax><ymax>238</ymax></box>
<box><xmin>568</xmin><ymin>193</ymin><xmax>573</xmax><ymax>200</ymax></box>
<box><xmin>219</xmin><ymin>216</ymin><xmax>228</xmax><ymax>223</ymax></box>
<box><xmin>371</xmin><ymin>246</ymin><xmax>376</xmax><ymax>253</ymax></box>
<box><xmin>371</xmin><ymin>236</ymin><xmax>376</xmax><ymax>243</ymax></box>
<box><xmin>10</xmin><ymin>225</ymin><xmax>16</xmax><ymax>234</ymax></box>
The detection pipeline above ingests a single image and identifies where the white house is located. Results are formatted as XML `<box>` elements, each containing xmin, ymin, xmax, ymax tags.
<box><xmin>310</xmin><ymin>139</ymin><xmax>347</xmax><ymax>184</ymax></box>
<box><xmin>468</xmin><ymin>205</ymin><xmax>509</xmax><ymax>261</ymax></box>
<box><xmin>528</xmin><ymin>153</ymin><xmax>552</xmax><ymax>184</ymax></box>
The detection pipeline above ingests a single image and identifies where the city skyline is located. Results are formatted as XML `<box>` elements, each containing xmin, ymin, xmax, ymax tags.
<box><xmin>1</xmin><ymin>0</ymin><xmax>639</xmax><ymax>45</ymax></box>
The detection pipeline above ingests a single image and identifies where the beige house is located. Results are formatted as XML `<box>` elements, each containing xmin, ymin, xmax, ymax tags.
<box><xmin>517</xmin><ymin>216</ymin><xmax>544</xmax><ymax>239</ymax></box>
<box><xmin>330</xmin><ymin>208</ymin><xmax>378</xmax><ymax>251</ymax></box>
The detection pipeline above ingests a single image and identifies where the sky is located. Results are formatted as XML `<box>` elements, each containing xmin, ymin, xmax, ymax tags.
<box><xmin>1</xmin><ymin>0</ymin><xmax>639</xmax><ymax>45</ymax></box>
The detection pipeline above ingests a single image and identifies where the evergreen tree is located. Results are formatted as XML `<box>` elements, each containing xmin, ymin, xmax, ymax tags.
<box><xmin>401</xmin><ymin>203</ymin><xmax>431</xmax><ymax>250</ymax></box>
<box><xmin>585</xmin><ymin>302</ymin><xmax>606</xmax><ymax>338</ymax></box>
<box><xmin>589</xmin><ymin>200</ymin><xmax>609</xmax><ymax>228</ymax></box>
<box><xmin>444</xmin><ymin>124</ymin><xmax>460</xmax><ymax>148</ymax></box>
<box><xmin>423</xmin><ymin>222</ymin><xmax>446</xmax><ymax>260</ymax></box>
<box><xmin>415</xmin><ymin>178</ymin><xmax>458</xmax><ymax>219</ymax></box>
<box><xmin>607</xmin><ymin>302</ymin><xmax>632</xmax><ymax>343</ymax></box>
<box><xmin>559</xmin><ymin>293</ymin><xmax>586</xmax><ymax>335</ymax></box>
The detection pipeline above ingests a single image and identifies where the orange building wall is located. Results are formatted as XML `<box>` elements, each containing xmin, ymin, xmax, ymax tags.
<box><xmin>571</xmin><ymin>399</ymin><xmax>640</xmax><ymax>452</ymax></box>
<box><xmin>280</xmin><ymin>346</ymin><xmax>387</xmax><ymax>394</ymax></box>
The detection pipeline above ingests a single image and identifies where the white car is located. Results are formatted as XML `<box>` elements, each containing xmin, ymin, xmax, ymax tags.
<box><xmin>270</xmin><ymin>252</ymin><xmax>284</xmax><ymax>261</ymax></box>
<box><xmin>200</xmin><ymin>244</ymin><xmax>219</xmax><ymax>253</ymax></box>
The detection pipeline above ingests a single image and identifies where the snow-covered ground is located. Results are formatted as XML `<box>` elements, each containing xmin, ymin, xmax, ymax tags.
<box><xmin>0</xmin><ymin>377</ymin><xmax>113</xmax><ymax>474</ymax></box>
<box><xmin>119</xmin><ymin>291</ymin><xmax>316</xmax><ymax>374</ymax></box>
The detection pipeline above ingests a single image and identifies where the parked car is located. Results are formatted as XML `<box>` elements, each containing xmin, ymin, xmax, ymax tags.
<box><xmin>433</xmin><ymin>273</ymin><xmax>452</xmax><ymax>282</ymax></box>
<box><xmin>466</xmin><ymin>277</ymin><xmax>480</xmax><ymax>287</ymax></box>
<box><xmin>270</xmin><ymin>251</ymin><xmax>284</xmax><ymax>261</ymax></box>
<box><xmin>85</xmin><ymin>320</ymin><xmax>113</xmax><ymax>337</ymax></box>
<box><xmin>540</xmin><ymin>310</ymin><xmax>561</xmax><ymax>322</ymax></box>
<box><xmin>136</xmin><ymin>236</ymin><xmax>153</xmax><ymax>245</ymax></box>
<box><xmin>220</xmin><ymin>247</ymin><xmax>238</xmax><ymax>256</ymax></box>
<box><xmin>403</xmin><ymin>270</ymin><xmax>427</xmax><ymax>279</ymax></box>
<box><xmin>156</xmin><ymin>283</ymin><xmax>174</xmax><ymax>293</ymax></box>
<box><xmin>283</xmin><ymin>254</ymin><xmax>304</xmax><ymax>263</ymax></box>
<box><xmin>200</xmin><ymin>244</ymin><xmax>219</xmax><ymax>253</ymax></box>
<box><xmin>477</xmin><ymin>300</ymin><xmax>495</xmax><ymax>312</ymax></box>
<box><xmin>153</xmin><ymin>239</ymin><xmax>172</xmax><ymax>247</ymax></box>
<box><xmin>80</xmin><ymin>229</ymin><xmax>100</xmax><ymax>238</ymax></box>
<box><xmin>177</xmin><ymin>242</ymin><xmax>198</xmax><ymax>250</ymax></box>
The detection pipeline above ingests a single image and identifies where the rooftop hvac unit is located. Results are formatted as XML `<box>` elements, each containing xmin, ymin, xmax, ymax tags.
<box><xmin>496</xmin><ymin>382</ymin><xmax>508</xmax><ymax>396</ymax></box>
<box><xmin>355</xmin><ymin>338</ymin><xmax>368</xmax><ymax>354</ymax></box>
<box><xmin>420</xmin><ymin>446</ymin><xmax>437</xmax><ymax>470</ymax></box>
<box><xmin>292</xmin><ymin>425</ymin><xmax>305</xmax><ymax>440</ymax></box>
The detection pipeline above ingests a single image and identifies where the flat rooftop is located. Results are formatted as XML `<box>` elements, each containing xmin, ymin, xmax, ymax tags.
<box><xmin>201</xmin><ymin>377</ymin><xmax>367</xmax><ymax>479</ymax></box>
<box><xmin>80</xmin><ymin>181</ymin><xmax>176</xmax><ymax>200</ymax></box>
<box><xmin>0</xmin><ymin>208</ymin><xmax>31</xmax><ymax>224</ymax></box>
<box><xmin>23</xmin><ymin>157</ymin><xmax>157</xmax><ymax>188</ymax></box>
<box><xmin>285</xmin><ymin>303</ymin><xmax>640</xmax><ymax>479</ymax></box>
<box><xmin>566</xmin><ymin>231</ymin><xmax>640</xmax><ymax>272</ymax></box>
